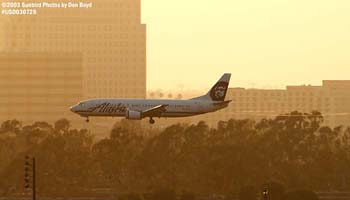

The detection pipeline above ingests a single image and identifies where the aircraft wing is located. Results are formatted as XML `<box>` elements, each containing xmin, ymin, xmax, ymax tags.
<box><xmin>142</xmin><ymin>104</ymin><xmax>168</xmax><ymax>117</ymax></box>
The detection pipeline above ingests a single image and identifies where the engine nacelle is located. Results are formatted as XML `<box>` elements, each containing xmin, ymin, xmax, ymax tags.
<box><xmin>125</xmin><ymin>110</ymin><xmax>142</xmax><ymax>120</ymax></box>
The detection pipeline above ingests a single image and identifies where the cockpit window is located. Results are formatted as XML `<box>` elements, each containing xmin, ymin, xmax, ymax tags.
<box><xmin>79</xmin><ymin>102</ymin><xmax>85</xmax><ymax>106</ymax></box>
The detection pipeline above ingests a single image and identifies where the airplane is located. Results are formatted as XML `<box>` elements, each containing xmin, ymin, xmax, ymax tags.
<box><xmin>70</xmin><ymin>73</ymin><xmax>232</xmax><ymax>124</ymax></box>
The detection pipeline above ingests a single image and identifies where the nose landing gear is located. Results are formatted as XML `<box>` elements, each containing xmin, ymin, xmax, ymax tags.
<box><xmin>149</xmin><ymin>117</ymin><xmax>155</xmax><ymax>124</ymax></box>
<box><xmin>85</xmin><ymin>117</ymin><xmax>89</xmax><ymax>123</ymax></box>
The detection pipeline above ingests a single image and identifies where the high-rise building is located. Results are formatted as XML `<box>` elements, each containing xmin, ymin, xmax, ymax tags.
<box><xmin>0</xmin><ymin>52</ymin><xmax>82</xmax><ymax>124</ymax></box>
<box><xmin>0</xmin><ymin>0</ymin><xmax>146</xmax><ymax>99</ymax></box>
<box><xmin>0</xmin><ymin>0</ymin><xmax>146</xmax><ymax>129</ymax></box>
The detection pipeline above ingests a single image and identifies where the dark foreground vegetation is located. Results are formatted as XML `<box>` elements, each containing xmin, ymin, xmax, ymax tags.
<box><xmin>0</xmin><ymin>111</ymin><xmax>349</xmax><ymax>200</ymax></box>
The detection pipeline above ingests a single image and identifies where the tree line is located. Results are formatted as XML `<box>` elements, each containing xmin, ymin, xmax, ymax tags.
<box><xmin>0</xmin><ymin>111</ymin><xmax>349</xmax><ymax>199</ymax></box>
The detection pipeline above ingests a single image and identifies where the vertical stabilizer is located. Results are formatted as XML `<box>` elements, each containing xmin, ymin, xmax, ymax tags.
<box><xmin>191</xmin><ymin>73</ymin><xmax>231</xmax><ymax>101</ymax></box>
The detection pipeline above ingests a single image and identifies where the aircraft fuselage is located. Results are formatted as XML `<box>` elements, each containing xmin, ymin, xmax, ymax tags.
<box><xmin>70</xmin><ymin>98</ymin><xmax>228</xmax><ymax>118</ymax></box>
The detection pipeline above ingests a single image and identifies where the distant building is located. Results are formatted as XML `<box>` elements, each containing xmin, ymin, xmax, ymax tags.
<box><xmin>191</xmin><ymin>81</ymin><xmax>350</xmax><ymax>128</ymax></box>
<box><xmin>0</xmin><ymin>52</ymin><xmax>82</xmax><ymax>124</ymax></box>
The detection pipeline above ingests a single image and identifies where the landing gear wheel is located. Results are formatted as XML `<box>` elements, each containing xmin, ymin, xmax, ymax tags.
<box><xmin>85</xmin><ymin>117</ymin><xmax>90</xmax><ymax>123</ymax></box>
<box><xmin>149</xmin><ymin>118</ymin><xmax>155</xmax><ymax>124</ymax></box>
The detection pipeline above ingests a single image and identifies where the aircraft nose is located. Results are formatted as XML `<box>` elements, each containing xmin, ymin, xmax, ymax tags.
<box><xmin>70</xmin><ymin>106</ymin><xmax>76</xmax><ymax>112</ymax></box>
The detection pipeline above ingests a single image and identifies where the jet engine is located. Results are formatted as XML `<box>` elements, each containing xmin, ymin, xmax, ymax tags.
<box><xmin>125</xmin><ymin>110</ymin><xmax>142</xmax><ymax>120</ymax></box>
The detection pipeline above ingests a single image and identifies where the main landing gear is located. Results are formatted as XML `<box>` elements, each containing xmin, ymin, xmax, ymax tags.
<box><xmin>149</xmin><ymin>117</ymin><xmax>155</xmax><ymax>124</ymax></box>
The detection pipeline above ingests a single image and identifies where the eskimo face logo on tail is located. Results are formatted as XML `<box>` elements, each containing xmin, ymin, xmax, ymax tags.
<box><xmin>210</xmin><ymin>81</ymin><xmax>228</xmax><ymax>101</ymax></box>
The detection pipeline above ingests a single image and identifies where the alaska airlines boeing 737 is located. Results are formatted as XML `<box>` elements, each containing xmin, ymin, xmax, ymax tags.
<box><xmin>70</xmin><ymin>73</ymin><xmax>231</xmax><ymax>124</ymax></box>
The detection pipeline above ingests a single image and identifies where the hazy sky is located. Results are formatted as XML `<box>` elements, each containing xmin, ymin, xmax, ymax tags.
<box><xmin>142</xmin><ymin>0</ymin><xmax>350</xmax><ymax>91</ymax></box>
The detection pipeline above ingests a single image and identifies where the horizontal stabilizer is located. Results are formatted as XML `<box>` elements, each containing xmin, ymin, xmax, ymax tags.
<box><xmin>212</xmin><ymin>100</ymin><xmax>232</xmax><ymax>106</ymax></box>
